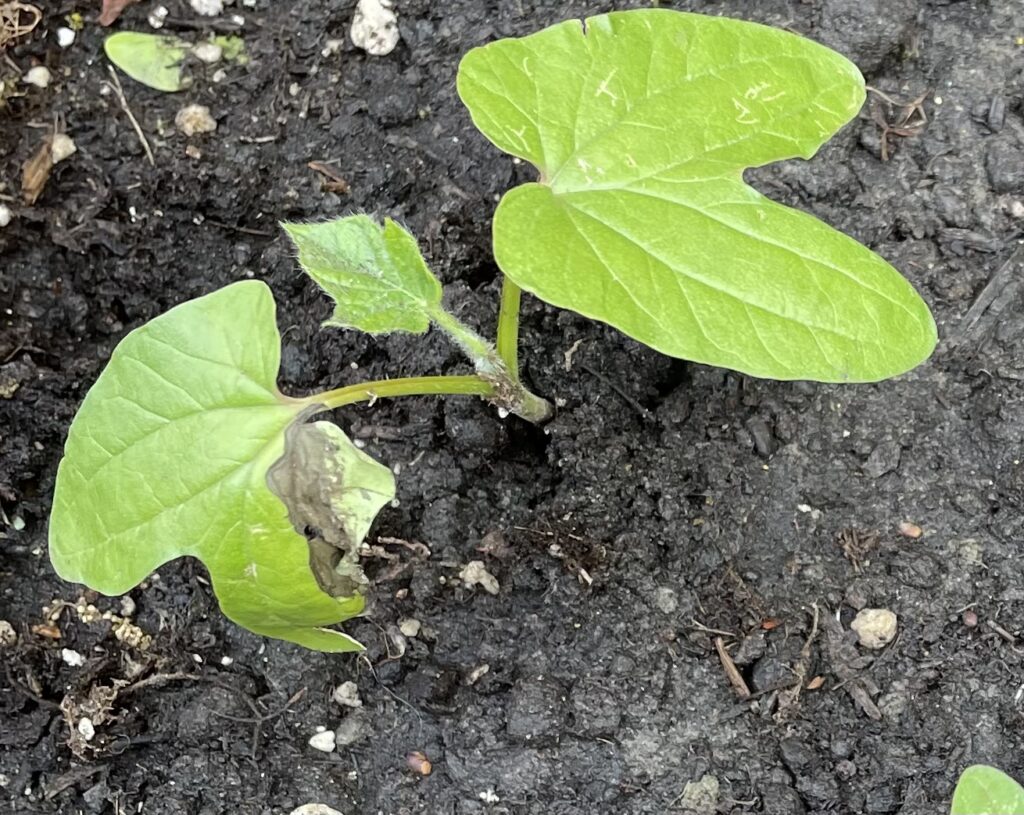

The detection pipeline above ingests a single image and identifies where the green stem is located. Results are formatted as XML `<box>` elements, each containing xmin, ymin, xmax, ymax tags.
<box><xmin>311</xmin><ymin>375</ymin><xmax>495</xmax><ymax>411</ymax></box>
<box><xmin>429</xmin><ymin>303</ymin><xmax>552</xmax><ymax>423</ymax></box>
<box><xmin>495</xmin><ymin>277</ymin><xmax>521</xmax><ymax>373</ymax></box>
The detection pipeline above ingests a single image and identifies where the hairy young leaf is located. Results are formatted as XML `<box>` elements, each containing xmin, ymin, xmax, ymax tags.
<box><xmin>105</xmin><ymin>32</ymin><xmax>190</xmax><ymax>92</ymax></box>
<box><xmin>48</xmin><ymin>281</ymin><xmax>395</xmax><ymax>652</ymax></box>
<box><xmin>284</xmin><ymin>215</ymin><xmax>443</xmax><ymax>334</ymax></box>
<box><xmin>952</xmin><ymin>766</ymin><xmax>1024</xmax><ymax>815</ymax></box>
<box><xmin>458</xmin><ymin>10</ymin><xmax>937</xmax><ymax>382</ymax></box>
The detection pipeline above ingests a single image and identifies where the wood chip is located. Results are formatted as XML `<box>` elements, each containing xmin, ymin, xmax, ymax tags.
<box><xmin>715</xmin><ymin>636</ymin><xmax>751</xmax><ymax>700</ymax></box>
<box><xmin>21</xmin><ymin>135</ymin><xmax>53</xmax><ymax>205</ymax></box>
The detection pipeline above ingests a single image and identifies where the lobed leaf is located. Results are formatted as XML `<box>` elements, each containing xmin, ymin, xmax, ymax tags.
<box><xmin>284</xmin><ymin>215</ymin><xmax>443</xmax><ymax>335</ymax></box>
<box><xmin>48</xmin><ymin>281</ymin><xmax>395</xmax><ymax>652</ymax></box>
<box><xmin>458</xmin><ymin>10</ymin><xmax>937</xmax><ymax>382</ymax></box>
<box><xmin>952</xmin><ymin>766</ymin><xmax>1024</xmax><ymax>815</ymax></box>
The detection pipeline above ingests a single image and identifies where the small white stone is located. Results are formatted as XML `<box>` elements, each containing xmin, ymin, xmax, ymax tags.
<box><xmin>192</xmin><ymin>42</ymin><xmax>223</xmax><ymax>64</ymax></box>
<box><xmin>332</xmin><ymin>681</ymin><xmax>362</xmax><ymax>709</ymax></box>
<box><xmin>288</xmin><ymin>806</ymin><xmax>344</xmax><ymax>815</ymax></box>
<box><xmin>0</xmin><ymin>206</ymin><xmax>12</xmax><ymax>229</ymax></box>
<box><xmin>61</xmin><ymin>648</ymin><xmax>86</xmax><ymax>667</ymax></box>
<box><xmin>460</xmin><ymin>561</ymin><xmax>500</xmax><ymax>595</ymax></box>
<box><xmin>56</xmin><ymin>28</ymin><xmax>76</xmax><ymax>48</ymax></box>
<box><xmin>0</xmin><ymin>620</ymin><xmax>16</xmax><ymax>646</ymax></box>
<box><xmin>50</xmin><ymin>134</ymin><xmax>76</xmax><ymax>164</ymax></box>
<box><xmin>851</xmin><ymin>608</ymin><xmax>898</xmax><ymax>649</ymax></box>
<box><xmin>23</xmin><ymin>66</ymin><xmax>52</xmax><ymax>88</ymax></box>
<box><xmin>322</xmin><ymin>38</ymin><xmax>345</xmax><ymax>57</ymax></box>
<box><xmin>479</xmin><ymin>789</ymin><xmax>500</xmax><ymax>804</ymax></box>
<box><xmin>189</xmin><ymin>0</ymin><xmax>224</xmax><ymax>15</ymax></box>
<box><xmin>119</xmin><ymin>596</ymin><xmax>136</xmax><ymax>617</ymax></box>
<box><xmin>220</xmin><ymin>655</ymin><xmax>234</xmax><ymax>667</ymax></box>
<box><xmin>350</xmin><ymin>0</ymin><xmax>399</xmax><ymax>56</ymax></box>
<box><xmin>77</xmin><ymin>717</ymin><xmax>96</xmax><ymax>741</ymax></box>
<box><xmin>1010</xmin><ymin>200</ymin><xmax>1024</xmax><ymax>219</ymax></box>
<box><xmin>175</xmin><ymin>104</ymin><xmax>217</xmax><ymax>136</ymax></box>
<box><xmin>398</xmin><ymin>618</ymin><xmax>421</xmax><ymax>638</ymax></box>
<box><xmin>308</xmin><ymin>729</ymin><xmax>336</xmax><ymax>753</ymax></box>
<box><xmin>148</xmin><ymin>6</ymin><xmax>169</xmax><ymax>28</ymax></box>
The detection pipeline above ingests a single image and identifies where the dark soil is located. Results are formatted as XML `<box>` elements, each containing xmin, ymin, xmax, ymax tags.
<box><xmin>3</xmin><ymin>1</ymin><xmax>1024</xmax><ymax>813</ymax></box>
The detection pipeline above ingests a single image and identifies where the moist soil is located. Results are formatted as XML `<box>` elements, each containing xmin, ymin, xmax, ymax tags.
<box><xmin>2</xmin><ymin>1</ymin><xmax>1024</xmax><ymax>813</ymax></box>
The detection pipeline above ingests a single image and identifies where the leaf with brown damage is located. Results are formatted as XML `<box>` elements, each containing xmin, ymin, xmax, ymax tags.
<box><xmin>268</xmin><ymin>420</ymin><xmax>395</xmax><ymax>599</ymax></box>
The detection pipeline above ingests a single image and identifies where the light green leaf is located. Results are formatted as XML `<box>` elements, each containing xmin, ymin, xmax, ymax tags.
<box><xmin>104</xmin><ymin>32</ymin><xmax>190</xmax><ymax>93</ymax></box>
<box><xmin>458</xmin><ymin>10</ymin><xmax>937</xmax><ymax>382</ymax></box>
<box><xmin>48</xmin><ymin>281</ymin><xmax>396</xmax><ymax>652</ymax></box>
<box><xmin>283</xmin><ymin>215</ymin><xmax>443</xmax><ymax>335</ymax></box>
<box><xmin>213</xmin><ymin>35</ymin><xmax>248</xmax><ymax>64</ymax></box>
<box><xmin>952</xmin><ymin>766</ymin><xmax>1024</xmax><ymax>815</ymax></box>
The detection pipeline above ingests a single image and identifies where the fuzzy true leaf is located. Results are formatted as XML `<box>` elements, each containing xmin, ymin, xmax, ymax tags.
<box><xmin>48</xmin><ymin>281</ymin><xmax>395</xmax><ymax>652</ymax></box>
<box><xmin>104</xmin><ymin>32</ymin><xmax>190</xmax><ymax>92</ymax></box>
<box><xmin>951</xmin><ymin>766</ymin><xmax>1024</xmax><ymax>815</ymax></box>
<box><xmin>284</xmin><ymin>215</ymin><xmax>443</xmax><ymax>334</ymax></box>
<box><xmin>458</xmin><ymin>10</ymin><xmax>936</xmax><ymax>382</ymax></box>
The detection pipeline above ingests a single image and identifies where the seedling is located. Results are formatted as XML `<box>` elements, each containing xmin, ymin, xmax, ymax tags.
<box><xmin>48</xmin><ymin>10</ymin><xmax>936</xmax><ymax>651</ymax></box>
<box><xmin>952</xmin><ymin>766</ymin><xmax>1024</xmax><ymax>814</ymax></box>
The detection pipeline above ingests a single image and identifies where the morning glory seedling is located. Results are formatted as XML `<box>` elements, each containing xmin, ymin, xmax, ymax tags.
<box><xmin>951</xmin><ymin>766</ymin><xmax>1024</xmax><ymax>815</ymax></box>
<box><xmin>48</xmin><ymin>10</ymin><xmax>936</xmax><ymax>652</ymax></box>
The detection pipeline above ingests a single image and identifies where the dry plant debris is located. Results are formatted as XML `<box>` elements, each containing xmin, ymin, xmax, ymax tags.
<box><xmin>0</xmin><ymin>2</ymin><xmax>40</xmax><ymax>50</ymax></box>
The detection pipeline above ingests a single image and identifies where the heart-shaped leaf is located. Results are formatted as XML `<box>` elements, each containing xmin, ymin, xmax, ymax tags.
<box><xmin>952</xmin><ymin>766</ymin><xmax>1024</xmax><ymax>815</ymax></box>
<box><xmin>458</xmin><ymin>10</ymin><xmax>936</xmax><ymax>382</ymax></box>
<box><xmin>49</xmin><ymin>281</ymin><xmax>395</xmax><ymax>651</ymax></box>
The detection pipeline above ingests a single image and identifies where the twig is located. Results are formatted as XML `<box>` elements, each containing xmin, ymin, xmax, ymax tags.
<box><xmin>986</xmin><ymin>619</ymin><xmax>1018</xmax><ymax>644</ymax></box>
<box><xmin>715</xmin><ymin>636</ymin><xmax>751</xmax><ymax>700</ymax></box>
<box><xmin>580</xmin><ymin>363</ymin><xmax>655</xmax><ymax>422</ymax></box>
<box><xmin>104</xmin><ymin>65</ymin><xmax>155</xmax><ymax>166</ymax></box>
<box><xmin>205</xmin><ymin>219</ymin><xmax>275</xmax><ymax>237</ymax></box>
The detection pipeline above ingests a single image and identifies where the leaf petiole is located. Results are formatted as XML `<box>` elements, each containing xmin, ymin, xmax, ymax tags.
<box><xmin>309</xmin><ymin>374</ymin><xmax>496</xmax><ymax>411</ymax></box>
<box><xmin>495</xmin><ymin>277</ymin><xmax>522</xmax><ymax>374</ymax></box>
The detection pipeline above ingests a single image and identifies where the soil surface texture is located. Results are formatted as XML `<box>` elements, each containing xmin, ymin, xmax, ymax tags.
<box><xmin>3</xmin><ymin>1</ymin><xmax>1024</xmax><ymax>814</ymax></box>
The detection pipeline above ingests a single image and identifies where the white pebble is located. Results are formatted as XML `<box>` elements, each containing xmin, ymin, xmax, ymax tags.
<box><xmin>1010</xmin><ymin>200</ymin><xmax>1024</xmax><ymax>219</ymax></box>
<box><xmin>220</xmin><ymin>655</ymin><xmax>234</xmax><ymax>667</ymax></box>
<box><xmin>350</xmin><ymin>0</ymin><xmax>399</xmax><ymax>56</ymax></box>
<box><xmin>398</xmin><ymin>618</ymin><xmax>421</xmax><ymax>638</ymax></box>
<box><xmin>460</xmin><ymin>561</ymin><xmax>500</xmax><ymax>595</ymax></box>
<box><xmin>189</xmin><ymin>0</ymin><xmax>224</xmax><ymax>15</ymax></box>
<box><xmin>851</xmin><ymin>608</ymin><xmax>898</xmax><ymax>649</ymax></box>
<box><xmin>23</xmin><ymin>66</ymin><xmax>52</xmax><ymax>88</ymax></box>
<box><xmin>51</xmin><ymin>134</ymin><xmax>77</xmax><ymax>164</ymax></box>
<box><xmin>192</xmin><ymin>42</ymin><xmax>223</xmax><ymax>64</ymax></box>
<box><xmin>148</xmin><ymin>6</ymin><xmax>169</xmax><ymax>28</ymax></box>
<box><xmin>0</xmin><ymin>206</ymin><xmax>12</xmax><ymax>229</ymax></box>
<box><xmin>288</xmin><ymin>806</ymin><xmax>344</xmax><ymax>815</ymax></box>
<box><xmin>119</xmin><ymin>596</ymin><xmax>136</xmax><ymax>617</ymax></box>
<box><xmin>332</xmin><ymin>681</ymin><xmax>362</xmax><ymax>709</ymax></box>
<box><xmin>77</xmin><ymin>717</ymin><xmax>96</xmax><ymax>741</ymax></box>
<box><xmin>308</xmin><ymin>729</ymin><xmax>336</xmax><ymax>753</ymax></box>
<box><xmin>0</xmin><ymin>620</ymin><xmax>16</xmax><ymax>646</ymax></box>
<box><xmin>175</xmin><ymin>104</ymin><xmax>217</xmax><ymax>136</ymax></box>
<box><xmin>322</xmin><ymin>38</ymin><xmax>345</xmax><ymax>57</ymax></box>
<box><xmin>61</xmin><ymin>648</ymin><xmax>86</xmax><ymax>667</ymax></box>
<box><xmin>56</xmin><ymin>28</ymin><xmax>76</xmax><ymax>48</ymax></box>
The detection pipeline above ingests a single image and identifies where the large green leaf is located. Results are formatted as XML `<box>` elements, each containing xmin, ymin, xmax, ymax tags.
<box><xmin>952</xmin><ymin>766</ymin><xmax>1024</xmax><ymax>815</ymax></box>
<box><xmin>48</xmin><ymin>281</ymin><xmax>395</xmax><ymax>652</ymax></box>
<box><xmin>458</xmin><ymin>10</ymin><xmax>936</xmax><ymax>382</ymax></box>
<box><xmin>283</xmin><ymin>216</ymin><xmax>443</xmax><ymax>334</ymax></box>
